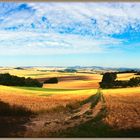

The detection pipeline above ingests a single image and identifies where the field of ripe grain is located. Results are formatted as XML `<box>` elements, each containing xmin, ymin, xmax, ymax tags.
<box><xmin>52</xmin><ymin>87</ymin><xmax>140</xmax><ymax>137</ymax></box>
<box><xmin>103</xmin><ymin>87</ymin><xmax>140</xmax><ymax>133</ymax></box>
<box><xmin>117</xmin><ymin>73</ymin><xmax>140</xmax><ymax>80</ymax></box>
<box><xmin>43</xmin><ymin>73</ymin><xmax>102</xmax><ymax>89</ymax></box>
<box><xmin>0</xmin><ymin>85</ymin><xmax>97</xmax><ymax>113</ymax></box>
<box><xmin>0</xmin><ymin>67</ymin><xmax>95</xmax><ymax>79</ymax></box>
<box><xmin>0</xmin><ymin>67</ymin><xmax>102</xmax><ymax>89</ymax></box>
<box><xmin>43</xmin><ymin>80</ymin><xmax>99</xmax><ymax>89</ymax></box>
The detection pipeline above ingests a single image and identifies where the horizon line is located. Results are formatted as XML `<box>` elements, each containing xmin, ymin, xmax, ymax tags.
<box><xmin>0</xmin><ymin>65</ymin><xmax>140</xmax><ymax>69</ymax></box>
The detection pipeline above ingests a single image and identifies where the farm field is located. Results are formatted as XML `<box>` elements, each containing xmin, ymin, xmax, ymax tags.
<box><xmin>117</xmin><ymin>73</ymin><xmax>140</xmax><ymax>80</ymax></box>
<box><xmin>0</xmin><ymin>67</ymin><xmax>102</xmax><ymax>89</ymax></box>
<box><xmin>0</xmin><ymin>85</ymin><xmax>96</xmax><ymax>112</ymax></box>
<box><xmin>1</xmin><ymin>1</ymin><xmax>140</xmax><ymax>138</ymax></box>
<box><xmin>45</xmin><ymin>87</ymin><xmax>140</xmax><ymax>138</ymax></box>
<box><xmin>103</xmin><ymin>87</ymin><xmax>140</xmax><ymax>135</ymax></box>
<box><xmin>0</xmin><ymin>67</ymin><xmax>140</xmax><ymax>137</ymax></box>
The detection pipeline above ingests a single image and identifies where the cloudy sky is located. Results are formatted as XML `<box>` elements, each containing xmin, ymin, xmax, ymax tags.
<box><xmin>0</xmin><ymin>2</ymin><xmax>140</xmax><ymax>67</ymax></box>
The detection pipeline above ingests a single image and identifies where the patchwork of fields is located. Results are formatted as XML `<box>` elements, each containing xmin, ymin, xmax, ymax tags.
<box><xmin>0</xmin><ymin>85</ymin><xmax>97</xmax><ymax>112</ymax></box>
<box><xmin>0</xmin><ymin>67</ymin><xmax>140</xmax><ymax>137</ymax></box>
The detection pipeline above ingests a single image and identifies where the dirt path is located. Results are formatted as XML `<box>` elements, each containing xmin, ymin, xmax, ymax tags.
<box><xmin>24</xmin><ymin>89</ymin><xmax>106</xmax><ymax>137</ymax></box>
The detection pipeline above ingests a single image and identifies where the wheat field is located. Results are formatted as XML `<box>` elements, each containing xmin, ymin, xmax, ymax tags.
<box><xmin>0</xmin><ymin>68</ymin><xmax>140</xmax><ymax>137</ymax></box>
<box><xmin>0</xmin><ymin>85</ymin><xmax>97</xmax><ymax>113</ymax></box>
<box><xmin>103</xmin><ymin>87</ymin><xmax>140</xmax><ymax>131</ymax></box>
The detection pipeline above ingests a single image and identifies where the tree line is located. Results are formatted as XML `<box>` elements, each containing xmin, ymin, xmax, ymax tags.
<box><xmin>0</xmin><ymin>73</ymin><xmax>42</xmax><ymax>87</ymax></box>
<box><xmin>44</xmin><ymin>77</ymin><xmax>58</xmax><ymax>84</ymax></box>
<box><xmin>99</xmin><ymin>72</ymin><xmax>140</xmax><ymax>88</ymax></box>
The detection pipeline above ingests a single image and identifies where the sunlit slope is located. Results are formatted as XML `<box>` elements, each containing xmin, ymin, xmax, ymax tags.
<box><xmin>103</xmin><ymin>87</ymin><xmax>140</xmax><ymax>131</ymax></box>
<box><xmin>117</xmin><ymin>73</ymin><xmax>140</xmax><ymax>80</ymax></box>
<box><xmin>43</xmin><ymin>73</ymin><xmax>102</xmax><ymax>89</ymax></box>
<box><xmin>0</xmin><ymin>68</ymin><xmax>102</xmax><ymax>89</ymax></box>
<box><xmin>0</xmin><ymin>85</ymin><xmax>97</xmax><ymax>112</ymax></box>
<box><xmin>103</xmin><ymin>86</ymin><xmax>140</xmax><ymax>94</ymax></box>
<box><xmin>0</xmin><ymin>68</ymin><xmax>98</xmax><ymax>78</ymax></box>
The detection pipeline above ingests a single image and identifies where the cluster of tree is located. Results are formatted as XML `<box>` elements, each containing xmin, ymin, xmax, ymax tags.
<box><xmin>64</xmin><ymin>69</ymin><xmax>77</xmax><ymax>73</ymax></box>
<box><xmin>57</xmin><ymin>69</ymin><xmax>77</xmax><ymax>73</ymax></box>
<box><xmin>14</xmin><ymin>67</ymin><xmax>24</xmax><ymax>70</ymax></box>
<box><xmin>116</xmin><ymin>70</ymin><xmax>138</xmax><ymax>74</ymax></box>
<box><xmin>99</xmin><ymin>72</ymin><xmax>140</xmax><ymax>88</ymax></box>
<box><xmin>135</xmin><ymin>72</ymin><xmax>140</xmax><ymax>75</ymax></box>
<box><xmin>99</xmin><ymin>73</ymin><xmax>117</xmax><ymax>88</ymax></box>
<box><xmin>100</xmin><ymin>70</ymin><xmax>138</xmax><ymax>75</ymax></box>
<box><xmin>44</xmin><ymin>77</ymin><xmax>58</xmax><ymax>84</ymax></box>
<box><xmin>0</xmin><ymin>73</ymin><xmax>42</xmax><ymax>87</ymax></box>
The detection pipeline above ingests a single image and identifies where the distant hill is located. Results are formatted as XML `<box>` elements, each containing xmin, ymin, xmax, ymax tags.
<box><xmin>10</xmin><ymin>66</ymin><xmax>140</xmax><ymax>72</ymax></box>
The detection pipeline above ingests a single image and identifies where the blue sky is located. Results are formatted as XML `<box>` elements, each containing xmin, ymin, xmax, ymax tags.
<box><xmin>0</xmin><ymin>2</ymin><xmax>140</xmax><ymax>68</ymax></box>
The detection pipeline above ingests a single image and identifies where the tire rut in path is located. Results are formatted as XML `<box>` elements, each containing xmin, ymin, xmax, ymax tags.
<box><xmin>24</xmin><ymin>88</ymin><xmax>106</xmax><ymax>137</ymax></box>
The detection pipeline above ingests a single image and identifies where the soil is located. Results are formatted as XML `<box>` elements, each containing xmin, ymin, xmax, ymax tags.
<box><xmin>24</xmin><ymin>90</ymin><xmax>105</xmax><ymax>137</ymax></box>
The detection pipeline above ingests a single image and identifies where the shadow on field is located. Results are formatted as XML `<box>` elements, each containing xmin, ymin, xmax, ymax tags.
<box><xmin>52</xmin><ymin>106</ymin><xmax>140</xmax><ymax>138</ymax></box>
<box><xmin>0</xmin><ymin>101</ymin><xmax>34</xmax><ymax>137</ymax></box>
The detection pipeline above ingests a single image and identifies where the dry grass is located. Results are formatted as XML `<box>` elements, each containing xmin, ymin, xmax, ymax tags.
<box><xmin>1</xmin><ymin>68</ymin><xmax>140</xmax><ymax>137</ymax></box>
<box><xmin>0</xmin><ymin>68</ymin><xmax>102</xmax><ymax>89</ymax></box>
<box><xmin>117</xmin><ymin>73</ymin><xmax>140</xmax><ymax>80</ymax></box>
<box><xmin>43</xmin><ymin>73</ymin><xmax>102</xmax><ymax>89</ymax></box>
<box><xmin>103</xmin><ymin>87</ymin><xmax>140</xmax><ymax>130</ymax></box>
<box><xmin>43</xmin><ymin>80</ymin><xmax>100</xmax><ymax>89</ymax></box>
<box><xmin>0</xmin><ymin>85</ymin><xmax>96</xmax><ymax>113</ymax></box>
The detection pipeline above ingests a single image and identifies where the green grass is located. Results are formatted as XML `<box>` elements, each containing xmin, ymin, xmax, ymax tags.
<box><xmin>25</xmin><ymin>73</ymin><xmax>47</xmax><ymax>76</ymax></box>
<box><xmin>14</xmin><ymin>86</ymin><xmax>91</xmax><ymax>92</ymax></box>
<box><xmin>0</xmin><ymin>85</ymin><xmax>96</xmax><ymax>98</ymax></box>
<box><xmin>39</xmin><ymin>93</ymin><xmax>53</xmax><ymax>97</ymax></box>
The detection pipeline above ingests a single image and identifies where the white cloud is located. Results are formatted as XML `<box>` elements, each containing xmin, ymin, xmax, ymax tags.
<box><xmin>27</xmin><ymin>2</ymin><xmax>140</xmax><ymax>34</ymax></box>
<box><xmin>0</xmin><ymin>2</ymin><xmax>139</xmax><ymax>56</ymax></box>
<box><xmin>0</xmin><ymin>30</ymin><xmax>123</xmax><ymax>55</ymax></box>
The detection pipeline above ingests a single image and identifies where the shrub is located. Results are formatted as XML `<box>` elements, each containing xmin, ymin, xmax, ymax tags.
<box><xmin>44</xmin><ymin>77</ymin><xmax>58</xmax><ymax>84</ymax></box>
<box><xmin>99</xmin><ymin>72</ymin><xmax>117</xmax><ymax>88</ymax></box>
<box><xmin>100</xmin><ymin>72</ymin><xmax>140</xmax><ymax>89</ymax></box>
<box><xmin>135</xmin><ymin>72</ymin><xmax>140</xmax><ymax>75</ymax></box>
<box><xmin>128</xmin><ymin>77</ymin><xmax>140</xmax><ymax>87</ymax></box>
<box><xmin>0</xmin><ymin>73</ymin><xmax>42</xmax><ymax>87</ymax></box>
<box><xmin>64</xmin><ymin>69</ymin><xmax>77</xmax><ymax>73</ymax></box>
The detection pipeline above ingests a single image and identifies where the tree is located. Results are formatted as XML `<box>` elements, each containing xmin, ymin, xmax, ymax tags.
<box><xmin>100</xmin><ymin>72</ymin><xmax>140</xmax><ymax>89</ymax></box>
<box><xmin>99</xmin><ymin>72</ymin><xmax>117</xmax><ymax>88</ymax></box>
<box><xmin>64</xmin><ymin>69</ymin><xmax>77</xmax><ymax>73</ymax></box>
<box><xmin>128</xmin><ymin>77</ymin><xmax>140</xmax><ymax>87</ymax></box>
<box><xmin>101</xmin><ymin>72</ymin><xmax>117</xmax><ymax>83</ymax></box>
<box><xmin>0</xmin><ymin>73</ymin><xmax>42</xmax><ymax>87</ymax></box>
<box><xmin>44</xmin><ymin>77</ymin><xmax>58</xmax><ymax>84</ymax></box>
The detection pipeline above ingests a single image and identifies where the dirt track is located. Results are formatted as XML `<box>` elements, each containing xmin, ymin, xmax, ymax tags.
<box><xmin>24</xmin><ymin>89</ymin><xmax>106</xmax><ymax>137</ymax></box>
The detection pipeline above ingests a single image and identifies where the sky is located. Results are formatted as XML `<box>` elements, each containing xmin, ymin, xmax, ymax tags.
<box><xmin>0</xmin><ymin>2</ymin><xmax>140</xmax><ymax>68</ymax></box>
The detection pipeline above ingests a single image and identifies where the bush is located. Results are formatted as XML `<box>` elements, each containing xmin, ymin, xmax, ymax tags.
<box><xmin>99</xmin><ymin>72</ymin><xmax>117</xmax><ymax>88</ymax></box>
<box><xmin>135</xmin><ymin>72</ymin><xmax>140</xmax><ymax>75</ymax></box>
<box><xmin>128</xmin><ymin>77</ymin><xmax>140</xmax><ymax>87</ymax></box>
<box><xmin>101</xmin><ymin>72</ymin><xmax>117</xmax><ymax>83</ymax></box>
<box><xmin>0</xmin><ymin>73</ymin><xmax>42</xmax><ymax>87</ymax></box>
<box><xmin>100</xmin><ymin>72</ymin><xmax>140</xmax><ymax>89</ymax></box>
<box><xmin>64</xmin><ymin>69</ymin><xmax>77</xmax><ymax>73</ymax></box>
<box><xmin>44</xmin><ymin>77</ymin><xmax>58</xmax><ymax>84</ymax></box>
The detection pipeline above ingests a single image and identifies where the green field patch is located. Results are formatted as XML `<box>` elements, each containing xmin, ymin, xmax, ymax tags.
<box><xmin>39</xmin><ymin>93</ymin><xmax>53</xmax><ymax>97</ymax></box>
<box><xmin>14</xmin><ymin>86</ymin><xmax>85</xmax><ymax>92</ymax></box>
<box><xmin>25</xmin><ymin>73</ymin><xmax>47</xmax><ymax>76</ymax></box>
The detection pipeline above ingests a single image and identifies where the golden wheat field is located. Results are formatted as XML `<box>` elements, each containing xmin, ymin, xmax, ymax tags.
<box><xmin>0</xmin><ymin>67</ymin><xmax>102</xmax><ymax>89</ymax></box>
<box><xmin>117</xmin><ymin>73</ymin><xmax>140</xmax><ymax>80</ymax></box>
<box><xmin>103</xmin><ymin>87</ymin><xmax>140</xmax><ymax>130</ymax></box>
<box><xmin>0</xmin><ymin>68</ymin><xmax>100</xmax><ymax>112</ymax></box>
<box><xmin>0</xmin><ymin>67</ymin><xmax>140</xmax><ymax>137</ymax></box>
<box><xmin>0</xmin><ymin>85</ymin><xmax>97</xmax><ymax>112</ymax></box>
